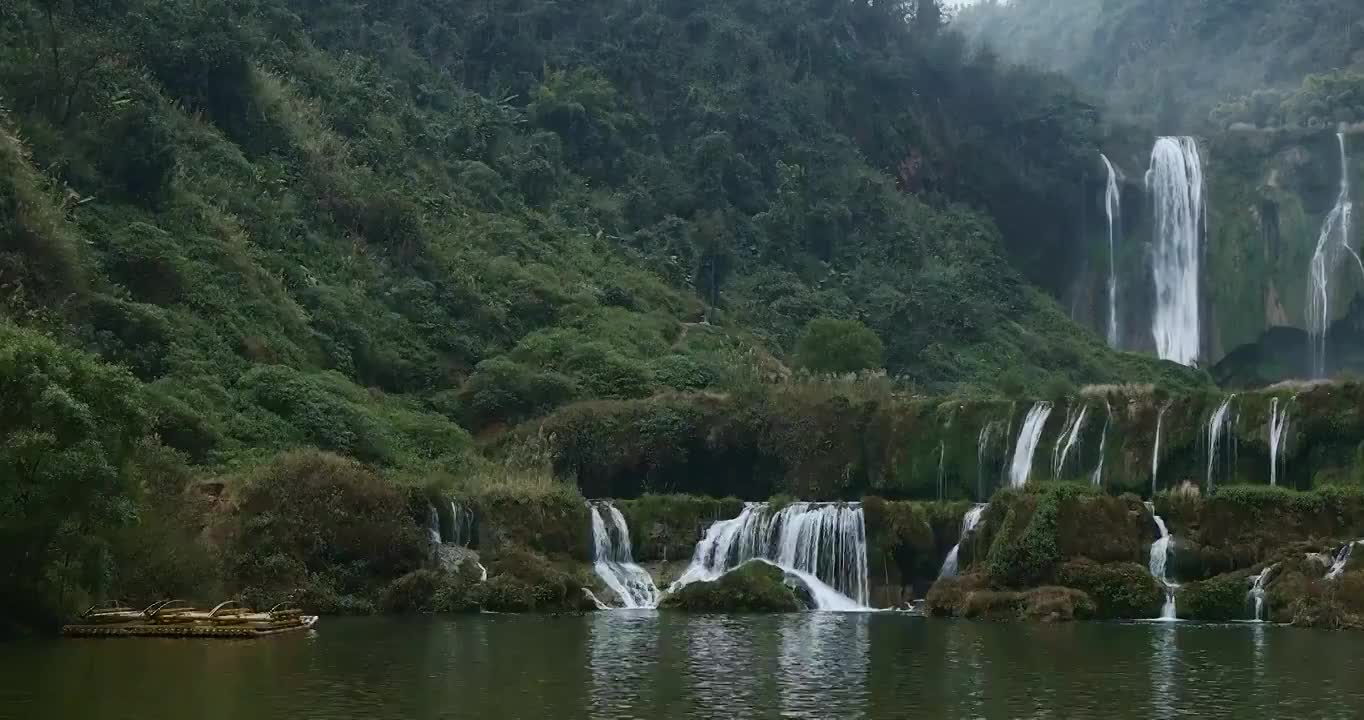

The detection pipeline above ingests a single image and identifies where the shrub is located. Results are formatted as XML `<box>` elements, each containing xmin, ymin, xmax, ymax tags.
<box><xmin>1057</xmin><ymin>559</ymin><xmax>1163</xmax><ymax>619</ymax></box>
<box><xmin>1176</xmin><ymin>571</ymin><xmax>1253</xmax><ymax>621</ymax></box>
<box><xmin>794</xmin><ymin>317</ymin><xmax>884</xmax><ymax>374</ymax></box>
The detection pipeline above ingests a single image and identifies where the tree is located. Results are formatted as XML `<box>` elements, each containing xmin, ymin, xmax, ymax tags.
<box><xmin>794</xmin><ymin>317</ymin><xmax>885</xmax><ymax>374</ymax></box>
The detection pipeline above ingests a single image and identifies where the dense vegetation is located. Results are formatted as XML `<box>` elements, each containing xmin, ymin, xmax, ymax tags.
<box><xmin>0</xmin><ymin>0</ymin><xmax>1208</xmax><ymax>630</ymax></box>
<box><xmin>957</xmin><ymin>0</ymin><xmax>1364</xmax><ymax>130</ymax></box>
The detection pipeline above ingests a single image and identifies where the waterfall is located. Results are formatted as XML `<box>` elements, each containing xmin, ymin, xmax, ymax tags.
<box><xmin>1147</xmin><ymin>506</ymin><xmax>1178</xmax><ymax>621</ymax></box>
<box><xmin>1101</xmin><ymin>153</ymin><xmax>1122</xmax><ymax>347</ymax></box>
<box><xmin>1268</xmin><ymin>398</ymin><xmax>1291</xmax><ymax>487</ymax></box>
<box><xmin>671</xmin><ymin>502</ymin><xmax>869</xmax><ymax>610</ymax></box>
<box><xmin>590</xmin><ymin>502</ymin><xmax>661</xmax><ymax>609</ymax></box>
<box><xmin>937</xmin><ymin>440</ymin><xmax>946</xmax><ymax>501</ymax></box>
<box><xmin>1326</xmin><ymin>540</ymin><xmax>1363</xmax><ymax>580</ymax></box>
<box><xmin>938</xmin><ymin>504</ymin><xmax>987</xmax><ymax>579</ymax></box>
<box><xmin>1307</xmin><ymin>131</ymin><xmax>1359</xmax><ymax>378</ymax></box>
<box><xmin>1247</xmin><ymin>565</ymin><xmax>1276</xmax><ymax>622</ymax></box>
<box><xmin>450</xmin><ymin>501</ymin><xmax>475</xmax><ymax>547</ymax></box>
<box><xmin>1205</xmin><ymin>395</ymin><xmax>1237</xmax><ymax>492</ymax></box>
<box><xmin>1152</xmin><ymin>402</ymin><xmax>1170</xmax><ymax>495</ymax></box>
<box><xmin>427</xmin><ymin>504</ymin><xmax>441</xmax><ymax>544</ymax></box>
<box><xmin>1147</xmin><ymin>137</ymin><xmax>1205</xmax><ymax>366</ymax></box>
<box><xmin>977</xmin><ymin>419</ymin><xmax>1008</xmax><ymax>499</ymax></box>
<box><xmin>1009</xmin><ymin>401</ymin><xmax>1053</xmax><ymax>488</ymax></box>
<box><xmin>1092</xmin><ymin>402</ymin><xmax>1111</xmax><ymax>487</ymax></box>
<box><xmin>1051</xmin><ymin>403</ymin><xmax>1089</xmax><ymax>479</ymax></box>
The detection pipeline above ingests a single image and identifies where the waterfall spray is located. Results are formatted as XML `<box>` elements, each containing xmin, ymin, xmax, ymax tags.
<box><xmin>1268</xmin><ymin>398</ymin><xmax>1291</xmax><ymax>487</ymax></box>
<box><xmin>938</xmin><ymin>505</ymin><xmax>987</xmax><ymax>579</ymax></box>
<box><xmin>1152</xmin><ymin>402</ymin><xmax>1170</xmax><ymax>496</ymax></box>
<box><xmin>1009</xmin><ymin>402</ymin><xmax>1054</xmax><ymax>488</ymax></box>
<box><xmin>1147</xmin><ymin>506</ymin><xmax>1179</xmax><ymax>621</ymax></box>
<box><xmin>1052</xmin><ymin>403</ymin><xmax>1089</xmax><ymax>479</ymax></box>
<box><xmin>672</xmin><ymin>503</ymin><xmax>869</xmax><ymax>610</ymax></box>
<box><xmin>1092</xmin><ymin>401</ymin><xmax>1111</xmax><ymax>487</ymax></box>
<box><xmin>1206</xmin><ymin>396</ymin><xmax>1237</xmax><ymax>492</ymax></box>
<box><xmin>1307</xmin><ymin>131</ymin><xmax>1358</xmax><ymax>378</ymax></box>
<box><xmin>1147</xmin><ymin>137</ymin><xmax>1205</xmax><ymax>366</ymax></box>
<box><xmin>1101</xmin><ymin>154</ymin><xmax>1122</xmax><ymax>347</ymax></box>
<box><xmin>590</xmin><ymin>502</ymin><xmax>661</xmax><ymax>609</ymax></box>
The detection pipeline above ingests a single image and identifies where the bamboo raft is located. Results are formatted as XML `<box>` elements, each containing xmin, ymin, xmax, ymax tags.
<box><xmin>62</xmin><ymin>600</ymin><xmax>318</xmax><ymax>638</ymax></box>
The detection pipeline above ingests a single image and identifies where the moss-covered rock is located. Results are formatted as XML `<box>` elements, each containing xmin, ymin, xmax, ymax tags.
<box><xmin>1056</xmin><ymin>559</ymin><xmax>1164</xmax><ymax>619</ymax></box>
<box><xmin>926</xmin><ymin>573</ymin><xmax>1094</xmax><ymax>621</ymax></box>
<box><xmin>478</xmin><ymin>545</ymin><xmax>596</xmax><ymax>612</ymax></box>
<box><xmin>466</xmin><ymin>487</ymin><xmax>592</xmax><ymax>561</ymax></box>
<box><xmin>659</xmin><ymin>561</ymin><xmax>803</xmax><ymax>612</ymax></box>
<box><xmin>863</xmin><ymin>498</ymin><xmax>968</xmax><ymax>605</ymax></box>
<box><xmin>1176</xmin><ymin>571</ymin><xmax>1254</xmax><ymax>621</ymax></box>
<box><xmin>613</xmin><ymin>494</ymin><xmax>744</xmax><ymax>563</ymax></box>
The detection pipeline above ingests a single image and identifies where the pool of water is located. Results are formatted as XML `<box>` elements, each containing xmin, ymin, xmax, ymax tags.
<box><xmin>2</xmin><ymin>614</ymin><xmax>1361</xmax><ymax>719</ymax></box>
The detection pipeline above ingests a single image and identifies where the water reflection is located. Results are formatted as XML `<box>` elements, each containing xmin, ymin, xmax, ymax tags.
<box><xmin>1150</xmin><ymin>623</ymin><xmax>1180</xmax><ymax>718</ymax></box>
<box><xmin>778</xmin><ymin>613</ymin><xmax>870</xmax><ymax>718</ymax></box>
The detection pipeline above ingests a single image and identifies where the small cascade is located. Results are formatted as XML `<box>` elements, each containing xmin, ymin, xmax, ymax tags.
<box><xmin>937</xmin><ymin>440</ymin><xmax>947</xmax><ymax>501</ymax></box>
<box><xmin>1147</xmin><ymin>506</ymin><xmax>1179</xmax><ymax>621</ymax></box>
<box><xmin>671</xmin><ymin>502</ymin><xmax>869</xmax><ymax>610</ymax></box>
<box><xmin>998</xmin><ymin>403</ymin><xmax>1016</xmax><ymax>489</ymax></box>
<box><xmin>1268</xmin><ymin>398</ymin><xmax>1291</xmax><ymax>487</ymax></box>
<box><xmin>1326</xmin><ymin>541</ymin><xmax>1363</xmax><ymax>580</ymax></box>
<box><xmin>1051</xmin><ymin>403</ymin><xmax>1089</xmax><ymax>479</ymax></box>
<box><xmin>1152</xmin><ymin>402</ymin><xmax>1170</xmax><ymax>495</ymax></box>
<box><xmin>427</xmin><ymin>504</ymin><xmax>441</xmax><ymax>545</ymax></box>
<box><xmin>1101</xmin><ymin>153</ymin><xmax>1122</xmax><ymax>348</ymax></box>
<box><xmin>938</xmin><ymin>504</ymin><xmax>987</xmax><ymax>579</ymax></box>
<box><xmin>1009</xmin><ymin>401</ymin><xmax>1053</xmax><ymax>488</ymax></box>
<box><xmin>449</xmin><ymin>501</ymin><xmax>476</xmax><ymax>547</ymax></box>
<box><xmin>590</xmin><ymin>502</ymin><xmax>661</xmax><ymax>609</ymax></box>
<box><xmin>1205</xmin><ymin>395</ymin><xmax>1237</xmax><ymax>492</ymax></box>
<box><xmin>1307</xmin><ymin>131</ymin><xmax>1359</xmax><ymax>378</ymax></box>
<box><xmin>976</xmin><ymin>420</ymin><xmax>1006</xmax><ymax>499</ymax></box>
<box><xmin>1092</xmin><ymin>402</ymin><xmax>1111</xmax><ymax>487</ymax></box>
<box><xmin>1247</xmin><ymin>565</ymin><xmax>1276</xmax><ymax>621</ymax></box>
<box><xmin>1147</xmin><ymin>136</ymin><xmax>1205</xmax><ymax>367</ymax></box>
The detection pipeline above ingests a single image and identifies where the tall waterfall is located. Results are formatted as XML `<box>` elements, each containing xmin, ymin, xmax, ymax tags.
<box><xmin>1205</xmin><ymin>395</ymin><xmax>1237</xmax><ymax>492</ymax></box>
<box><xmin>938</xmin><ymin>504</ymin><xmax>987</xmax><ymax>579</ymax></box>
<box><xmin>1009</xmin><ymin>401</ymin><xmax>1053</xmax><ymax>488</ymax></box>
<box><xmin>1147</xmin><ymin>137</ymin><xmax>1205</xmax><ymax>366</ymax></box>
<box><xmin>1307</xmin><ymin>131</ymin><xmax>1358</xmax><ymax>378</ymax></box>
<box><xmin>1101</xmin><ymin>153</ymin><xmax>1122</xmax><ymax>347</ymax></box>
<box><xmin>1092</xmin><ymin>402</ymin><xmax>1111</xmax><ymax>487</ymax></box>
<box><xmin>590</xmin><ymin>502</ymin><xmax>661</xmax><ymax>609</ymax></box>
<box><xmin>671</xmin><ymin>502</ymin><xmax>869</xmax><ymax>610</ymax></box>
<box><xmin>1152</xmin><ymin>402</ymin><xmax>1170</xmax><ymax>495</ymax></box>
<box><xmin>1051</xmin><ymin>403</ymin><xmax>1089</xmax><ymax>479</ymax></box>
<box><xmin>1147</xmin><ymin>506</ymin><xmax>1178</xmax><ymax>621</ymax></box>
<box><xmin>1247</xmin><ymin>565</ymin><xmax>1276</xmax><ymax>621</ymax></box>
<box><xmin>1268</xmin><ymin>398</ymin><xmax>1291</xmax><ymax>487</ymax></box>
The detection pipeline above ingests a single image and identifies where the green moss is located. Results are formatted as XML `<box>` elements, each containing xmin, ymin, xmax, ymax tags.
<box><xmin>613</xmin><ymin>494</ymin><xmax>744</xmax><ymax>563</ymax></box>
<box><xmin>1056</xmin><ymin>559</ymin><xmax>1163</xmax><ymax>619</ymax></box>
<box><xmin>1176</xmin><ymin>571</ymin><xmax>1254</xmax><ymax>621</ymax></box>
<box><xmin>659</xmin><ymin>561</ymin><xmax>802</xmax><ymax>612</ymax></box>
<box><xmin>479</xmin><ymin>545</ymin><xmax>594</xmax><ymax>613</ymax></box>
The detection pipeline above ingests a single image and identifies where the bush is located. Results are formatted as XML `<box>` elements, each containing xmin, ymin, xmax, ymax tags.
<box><xmin>1176</xmin><ymin>571</ymin><xmax>1253</xmax><ymax>621</ymax></box>
<box><xmin>1057</xmin><ymin>559</ymin><xmax>1163</xmax><ymax>619</ymax></box>
<box><xmin>659</xmin><ymin>561</ymin><xmax>802</xmax><ymax>612</ymax></box>
<box><xmin>795</xmin><ymin>318</ymin><xmax>884</xmax><ymax>374</ymax></box>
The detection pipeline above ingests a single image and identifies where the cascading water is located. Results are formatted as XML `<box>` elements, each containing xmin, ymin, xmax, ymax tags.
<box><xmin>1247</xmin><ymin>565</ymin><xmax>1276</xmax><ymax>622</ymax></box>
<box><xmin>1092</xmin><ymin>402</ymin><xmax>1111</xmax><ymax>487</ymax></box>
<box><xmin>1052</xmin><ymin>403</ymin><xmax>1089</xmax><ymax>480</ymax></box>
<box><xmin>1009</xmin><ymin>401</ymin><xmax>1053</xmax><ymax>488</ymax></box>
<box><xmin>1307</xmin><ymin>131</ymin><xmax>1359</xmax><ymax>378</ymax></box>
<box><xmin>1101</xmin><ymin>153</ymin><xmax>1122</xmax><ymax>348</ymax></box>
<box><xmin>1205</xmin><ymin>395</ymin><xmax>1237</xmax><ymax>492</ymax></box>
<box><xmin>937</xmin><ymin>440</ymin><xmax>947</xmax><ymax>501</ymax></box>
<box><xmin>976</xmin><ymin>420</ymin><xmax>1005</xmax><ymax>499</ymax></box>
<box><xmin>1152</xmin><ymin>402</ymin><xmax>1170</xmax><ymax>495</ymax></box>
<box><xmin>590</xmin><ymin>502</ymin><xmax>661</xmax><ymax>609</ymax></box>
<box><xmin>450</xmin><ymin>501</ymin><xmax>475</xmax><ymax>547</ymax></box>
<box><xmin>1147</xmin><ymin>506</ymin><xmax>1178</xmax><ymax>621</ymax></box>
<box><xmin>938</xmin><ymin>504</ymin><xmax>987</xmax><ymax>579</ymax></box>
<box><xmin>1326</xmin><ymin>541</ymin><xmax>1363</xmax><ymax>580</ymax></box>
<box><xmin>427</xmin><ymin>504</ymin><xmax>441</xmax><ymax>544</ymax></box>
<box><xmin>1268</xmin><ymin>397</ymin><xmax>1291</xmax><ymax>487</ymax></box>
<box><xmin>1147</xmin><ymin>137</ymin><xmax>1205</xmax><ymax>367</ymax></box>
<box><xmin>671</xmin><ymin>502</ymin><xmax>869</xmax><ymax>610</ymax></box>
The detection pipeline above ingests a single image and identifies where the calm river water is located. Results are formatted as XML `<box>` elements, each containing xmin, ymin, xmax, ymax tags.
<box><xmin>2</xmin><ymin>614</ymin><xmax>1362</xmax><ymax>719</ymax></box>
